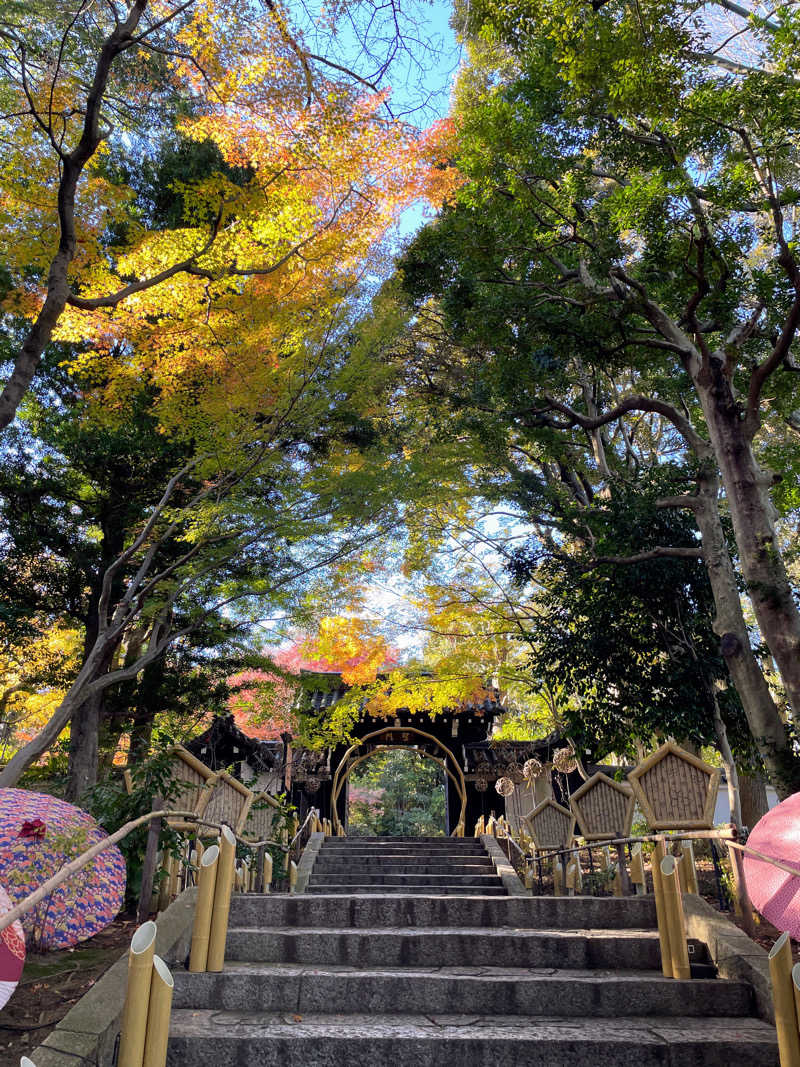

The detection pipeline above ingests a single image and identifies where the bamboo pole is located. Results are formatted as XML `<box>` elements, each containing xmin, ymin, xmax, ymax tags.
<box><xmin>552</xmin><ymin>856</ymin><xmax>563</xmax><ymax>896</ymax></box>
<box><xmin>679</xmin><ymin>840</ymin><xmax>699</xmax><ymax>895</ymax></box>
<box><xmin>206</xmin><ymin>825</ymin><xmax>236</xmax><ymax>972</ymax></box>
<box><xmin>792</xmin><ymin>962</ymin><xmax>800</xmax><ymax>1055</ymax></box>
<box><xmin>262</xmin><ymin>851</ymin><xmax>273</xmax><ymax>893</ymax></box>
<box><xmin>118</xmin><ymin>921</ymin><xmax>157</xmax><ymax>1067</ymax></box>
<box><xmin>289</xmin><ymin>859</ymin><xmax>298</xmax><ymax>894</ymax></box>
<box><xmin>660</xmin><ymin>855</ymin><xmax>691</xmax><ymax>981</ymax></box>
<box><xmin>651</xmin><ymin>839</ymin><xmax>673</xmax><ymax>978</ymax></box>
<box><xmin>142</xmin><ymin>955</ymin><xmax>174</xmax><ymax>1067</ymax></box>
<box><xmin>157</xmin><ymin>852</ymin><xmax>173</xmax><ymax>913</ymax></box>
<box><xmin>769</xmin><ymin>933</ymin><xmax>800</xmax><ymax>1067</ymax></box>
<box><xmin>21</xmin><ymin>1057</ymin><xmax>36</xmax><ymax>1066</ymax></box>
<box><xmin>630</xmin><ymin>843</ymin><xmax>646</xmax><ymax>894</ymax></box>
<box><xmin>188</xmin><ymin>844</ymin><xmax>219</xmax><ymax>973</ymax></box>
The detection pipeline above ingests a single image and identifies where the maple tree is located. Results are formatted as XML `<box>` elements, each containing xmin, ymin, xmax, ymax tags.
<box><xmin>0</xmin><ymin>0</ymin><xmax>457</xmax><ymax>434</ymax></box>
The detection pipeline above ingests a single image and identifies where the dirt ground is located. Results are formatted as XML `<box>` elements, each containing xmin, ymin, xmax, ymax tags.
<box><xmin>0</xmin><ymin>916</ymin><xmax>137</xmax><ymax>1062</ymax></box>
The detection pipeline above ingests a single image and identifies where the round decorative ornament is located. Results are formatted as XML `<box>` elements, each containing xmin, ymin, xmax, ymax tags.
<box><xmin>523</xmin><ymin>758</ymin><xmax>544</xmax><ymax>782</ymax></box>
<box><xmin>0</xmin><ymin>883</ymin><xmax>25</xmax><ymax>1010</ymax></box>
<box><xmin>305</xmin><ymin>775</ymin><xmax>321</xmax><ymax>794</ymax></box>
<box><xmin>506</xmin><ymin>762</ymin><xmax>524</xmax><ymax>785</ymax></box>
<box><xmin>495</xmin><ymin>776</ymin><xmax>515</xmax><ymax>797</ymax></box>
<box><xmin>553</xmin><ymin>748</ymin><xmax>578</xmax><ymax>774</ymax></box>
<box><xmin>0</xmin><ymin>788</ymin><xmax>126</xmax><ymax>950</ymax></box>
<box><xmin>475</xmin><ymin>776</ymin><xmax>488</xmax><ymax>793</ymax></box>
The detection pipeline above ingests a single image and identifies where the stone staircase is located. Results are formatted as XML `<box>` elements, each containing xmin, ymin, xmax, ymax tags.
<box><xmin>306</xmin><ymin>834</ymin><xmax>507</xmax><ymax>895</ymax></box>
<box><xmin>167</xmin><ymin>838</ymin><xmax>779</xmax><ymax>1066</ymax></box>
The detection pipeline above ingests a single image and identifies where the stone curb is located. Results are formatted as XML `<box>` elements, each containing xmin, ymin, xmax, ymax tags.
<box><xmin>683</xmin><ymin>893</ymin><xmax>774</xmax><ymax>1023</ymax></box>
<box><xmin>295</xmin><ymin>831</ymin><xmax>325</xmax><ymax>894</ymax></box>
<box><xmin>480</xmin><ymin>834</ymin><xmax>530</xmax><ymax>896</ymax></box>
<box><xmin>27</xmin><ymin>887</ymin><xmax>198</xmax><ymax>1067</ymax></box>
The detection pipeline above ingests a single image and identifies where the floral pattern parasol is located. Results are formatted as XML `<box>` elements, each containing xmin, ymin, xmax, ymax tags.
<box><xmin>743</xmin><ymin>791</ymin><xmax>800</xmax><ymax>940</ymax></box>
<box><xmin>0</xmin><ymin>788</ymin><xmax>126</xmax><ymax>950</ymax></box>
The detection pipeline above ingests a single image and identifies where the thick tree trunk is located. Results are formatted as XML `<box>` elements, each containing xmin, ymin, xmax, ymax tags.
<box><xmin>696</xmin><ymin>366</ymin><xmax>800</xmax><ymax>724</ymax></box>
<box><xmin>65</xmin><ymin>692</ymin><xmax>102</xmax><ymax>803</ymax></box>
<box><xmin>690</xmin><ymin>475</ymin><xmax>800</xmax><ymax>796</ymax></box>
<box><xmin>737</xmin><ymin>771</ymin><xmax>769</xmax><ymax>833</ymax></box>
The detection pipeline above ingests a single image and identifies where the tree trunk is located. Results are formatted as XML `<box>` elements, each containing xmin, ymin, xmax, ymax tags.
<box><xmin>65</xmin><ymin>691</ymin><xmax>102</xmax><ymax>803</ymax></box>
<box><xmin>737</xmin><ymin>771</ymin><xmax>769</xmax><ymax>833</ymax></box>
<box><xmin>689</xmin><ymin>474</ymin><xmax>800</xmax><ymax>796</ymax></box>
<box><xmin>696</xmin><ymin>364</ymin><xmax>800</xmax><ymax>725</ymax></box>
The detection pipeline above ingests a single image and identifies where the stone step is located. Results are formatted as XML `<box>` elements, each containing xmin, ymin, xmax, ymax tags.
<box><xmin>318</xmin><ymin>845</ymin><xmax>489</xmax><ymax>855</ymax></box>
<box><xmin>311</xmin><ymin>853</ymin><xmax>494</xmax><ymax>870</ymax></box>
<box><xmin>224</xmin><ymin>926</ymin><xmax>704</xmax><ymax>969</ymax></box>
<box><xmin>327</xmin><ymin>836</ymin><xmax>466</xmax><ymax>842</ymax></box>
<box><xmin>167</xmin><ymin>1010</ymin><xmax>779</xmax><ymax>1067</ymax></box>
<box><xmin>173</xmin><ymin>962</ymin><xmax>754</xmax><ymax>1017</ymax></box>
<box><xmin>228</xmin><ymin>893</ymin><xmax>658</xmax><ymax>929</ymax></box>
<box><xmin>308</xmin><ymin>873</ymin><xmax>504</xmax><ymax>886</ymax></box>
<box><xmin>306</xmin><ymin>885</ymin><xmax>509</xmax><ymax>896</ymax></box>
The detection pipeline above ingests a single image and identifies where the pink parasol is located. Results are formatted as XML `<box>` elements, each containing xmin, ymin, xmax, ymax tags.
<box><xmin>0</xmin><ymin>883</ymin><xmax>25</xmax><ymax>1009</ymax></box>
<box><xmin>743</xmin><ymin>791</ymin><xmax>800</xmax><ymax>938</ymax></box>
<box><xmin>0</xmin><ymin>788</ymin><xmax>126</xmax><ymax>950</ymax></box>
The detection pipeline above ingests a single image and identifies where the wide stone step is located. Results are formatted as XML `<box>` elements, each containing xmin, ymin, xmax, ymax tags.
<box><xmin>313</xmin><ymin>862</ymin><xmax>496</xmax><ymax>874</ymax></box>
<box><xmin>167</xmin><ymin>1010</ymin><xmax>779</xmax><ymax>1067</ymax></box>
<box><xmin>225</xmin><ymin>926</ymin><xmax>701</xmax><ymax>969</ymax></box>
<box><xmin>173</xmin><ymin>963</ymin><xmax>754</xmax><ymax>1017</ymax></box>
<box><xmin>306</xmin><ymin>885</ymin><xmax>509</xmax><ymax>896</ymax></box>
<box><xmin>309</xmin><ymin>873</ymin><xmax>504</xmax><ymax>886</ymax></box>
<box><xmin>318</xmin><ymin>846</ymin><xmax>489</xmax><ymax>857</ymax></box>
<box><xmin>228</xmin><ymin>893</ymin><xmax>658</xmax><ymax>929</ymax></box>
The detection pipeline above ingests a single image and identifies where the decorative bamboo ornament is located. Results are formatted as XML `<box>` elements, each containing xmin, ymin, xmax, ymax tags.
<box><xmin>118</xmin><ymin>921</ymin><xmax>157</xmax><ymax>1067</ymax></box>
<box><xmin>630</xmin><ymin>843</ymin><xmax>646</xmax><ymax>895</ymax></box>
<box><xmin>679</xmin><ymin>840</ymin><xmax>699</xmax><ymax>895</ymax></box>
<box><xmin>188</xmin><ymin>844</ymin><xmax>219</xmax><ymax>973</ymax></box>
<box><xmin>660</xmin><ymin>855</ymin><xmax>691</xmax><ymax>980</ymax></box>
<box><xmin>651</xmin><ymin>840</ymin><xmax>673</xmax><ymax>978</ymax></box>
<box><xmin>627</xmin><ymin>742</ymin><xmax>720</xmax><ymax>830</ymax></box>
<box><xmin>523</xmin><ymin>798</ymin><xmax>576</xmax><ymax>852</ymax></box>
<box><xmin>569</xmin><ymin>772</ymin><xmax>635</xmax><ymax>841</ymax></box>
<box><xmin>769</xmin><ymin>933</ymin><xmax>800</xmax><ymax>1067</ymax></box>
<box><xmin>142</xmin><ymin>955</ymin><xmax>174</xmax><ymax>1067</ymax></box>
<box><xmin>206</xmin><ymin>825</ymin><xmax>236</xmax><ymax>972</ymax></box>
<box><xmin>289</xmin><ymin>859</ymin><xmax>298</xmax><ymax>894</ymax></box>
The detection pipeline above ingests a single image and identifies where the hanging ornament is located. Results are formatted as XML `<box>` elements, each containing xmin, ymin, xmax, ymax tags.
<box><xmin>553</xmin><ymin>747</ymin><xmax>578</xmax><ymax>774</ymax></box>
<box><xmin>523</xmin><ymin>758</ymin><xmax>544</xmax><ymax>782</ymax></box>
<box><xmin>506</xmin><ymin>762</ymin><xmax>524</xmax><ymax>785</ymax></box>
<box><xmin>475</xmin><ymin>775</ymin><xmax>489</xmax><ymax>793</ymax></box>
<box><xmin>495</xmin><ymin>776</ymin><xmax>515</xmax><ymax>797</ymax></box>
<box><xmin>305</xmin><ymin>776</ymin><xmax>320</xmax><ymax>794</ymax></box>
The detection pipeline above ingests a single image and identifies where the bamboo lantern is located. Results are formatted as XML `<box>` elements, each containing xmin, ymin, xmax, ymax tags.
<box><xmin>769</xmin><ymin>933</ymin><xmax>800</xmax><ymax>1067</ymax></box>
<box><xmin>118</xmin><ymin>921</ymin><xmax>157</xmax><ymax>1067</ymax></box>
<box><xmin>627</xmin><ymin>742</ymin><xmax>720</xmax><ymax>830</ymax></box>
<box><xmin>630</xmin><ymin>843</ymin><xmax>646</xmax><ymax>895</ymax></box>
<box><xmin>660</xmin><ymin>855</ymin><xmax>691</xmax><ymax>980</ymax></box>
<box><xmin>142</xmin><ymin>955</ymin><xmax>174</xmax><ymax>1067</ymax></box>
<box><xmin>206</xmin><ymin>825</ymin><xmax>236</xmax><ymax>972</ymax></box>
<box><xmin>523</xmin><ymin>798</ymin><xmax>576</xmax><ymax>853</ymax></box>
<box><xmin>289</xmin><ymin>859</ymin><xmax>298</xmax><ymax>894</ymax></box>
<box><xmin>189</xmin><ymin>844</ymin><xmax>219</xmax><ymax>972</ymax></box>
<box><xmin>552</xmin><ymin>857</ymin><xmax>564</xmax><ymax>897</ymax></box>
<box><xmin>262</xmin><ymin>851</ymin><xmax>273</xmax><ymax>893</ymax></box>
<box><xmin>651</xmin><ymin>840</ymin><xmax>673</xmax><ymax>978</ymax></box>
<box><xmin>565</xmin><ymin>855</ymin><xmax>582</xmax><ymax>895</ymax></box>
<box><xmin>679</xmin><ymin>840</ymin><xmax>699</xmax><ymax>895</ymax></box>
<box><xmin>524</xmin><ymin>865</ymin><xmax>535</xmax><ymax>890</ymax></box>
<box><xmin>569</xmin><ymin>772</ymin><xmax>635</xmax><ymax>841</ymax></box>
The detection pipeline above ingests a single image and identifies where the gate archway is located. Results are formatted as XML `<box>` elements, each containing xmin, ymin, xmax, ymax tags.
<box><xmin>331</xmin><ymin>727</ymin><xmax>467</xmax><ymax>837</ymax></box>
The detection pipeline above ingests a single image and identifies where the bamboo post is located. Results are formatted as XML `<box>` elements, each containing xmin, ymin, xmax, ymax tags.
<box><xmin>630</xmin><ymin>843</ymin><xmax>646</xmax><ymax>895</ymax></box>
<box><xmin>138</xmin><ymin>799</ymin><xmax>163</xmax><ymax>924</ymax></box>
<box><xmin>615</xmin><ymin>839</ymin><xmax>631</xmax><ymax>896</ymax></box>
<box><xmin>206</xmin><ymin>825</ymin><xmax>236</xmax><ymax>972</ymax></box>
<box><xmin>188</xmin><ymin>844</ymin><xmax>219</xmax><ymax>973</ymax></box>
<box><xmin>118</xmin><ymin>921</ymin><xmax>157</xmax><ymax>1067</ymax></box>
<box><xmin>792</xmin><ymin>962</ymin><xmax>800</xmax><ymax>1054</ymax></box>
<box><xmin>769</xmin><ymin>933</ymin><xmax>800</xmax><ymax>1067</ymax></box>
<box><xmin>168</xmin><ymin>842</ymin><xmax>181</xmax><ymax>898</ymax></box>
<box><xmin>289</xmin><ymin>859</ymin><xmax>298</xmax><ymax>894</ymax></box>
<box><xmin>21</xmin><ymin>1057</ymin><xmax>36</xmax><ymax>1066</ymax></box>
<box><xmin>157</xmin><ymin>851</ymin><xmax>173</xmax><ymax>913</ymax></box>
<box><xmin>727</xmin><ymin>838</ymin><xmax>758</xmax><ymax>939</ymax></box>
<box><xmin>142</xmin><ymin>955</ymin><xmax>174</xmax><ymax>1067</ymax></box>
<box><xmin>262</xmin><ymin>851</ymin><xmax>273</xmax><ymax>893</ymax></box>
<box><xmin>651</xmin><ymin>839</ymin><xmax>674</xmax><ymax>978</ymax></box>
<box><xmin>679</xmin><ymin>840</ymin><xmax>699</xmax><ymax>895</ymax></box>
<box><xmin>552</xmin><ymin>855</ymin><xmax>563</xmax><ymax>896</ymax></box>
<box><xmin>660</xmin><ymin>855</ymin><xmax>691</xmax><ymax>981</ymax></box>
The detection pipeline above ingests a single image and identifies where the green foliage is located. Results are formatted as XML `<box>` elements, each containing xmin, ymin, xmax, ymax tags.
<box><xmin>348</xmin><ymin>749</ymin><xmax>446</xmax><ymax>837</ymax></box>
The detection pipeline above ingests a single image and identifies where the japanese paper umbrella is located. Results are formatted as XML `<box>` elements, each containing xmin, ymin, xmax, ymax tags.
<box><xmin>0</xmin><ymin>883</ymin><xmax>25</xmax><ymax>1010</ymax></box>
<box><xmin>743</xmin><ymin>791</ymin><xmax>800</xmax><ymax>938</ymax></box>
<box><xmin>0</xmin><ymin>788</ymin><xmax>126</xmax><ymax>950</ymax></box>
